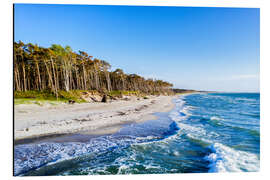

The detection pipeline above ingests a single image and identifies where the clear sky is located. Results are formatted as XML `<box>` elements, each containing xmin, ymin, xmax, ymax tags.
<box><xmin>14</xmin><ymin>4</ymin><xmax>260</xmax><ymax>92</ymax></box>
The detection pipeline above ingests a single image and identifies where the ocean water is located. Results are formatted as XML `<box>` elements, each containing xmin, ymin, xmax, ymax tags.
<box><xmin>14</xmin><ymin>93</ymin><xmax>260</xmax><ymax>176</ymax></box>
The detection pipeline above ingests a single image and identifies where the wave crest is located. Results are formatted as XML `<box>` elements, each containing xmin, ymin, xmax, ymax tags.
<box><xmin>204</xmin><ymin>143</ymin><xmax>260</xmax><ymax>172</ymax></box>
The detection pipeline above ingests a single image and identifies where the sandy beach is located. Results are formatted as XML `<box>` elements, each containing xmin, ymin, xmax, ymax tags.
<box><xmin>14</xmin><ymin>95</ymin><xmax>176</xmax><ymax>141</ymax></box>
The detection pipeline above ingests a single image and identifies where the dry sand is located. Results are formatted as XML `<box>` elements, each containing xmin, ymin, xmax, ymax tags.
<box><xmin>14</xmin><ymin>96</ymin><xmax>177</xmax><ymax>141</ymax></box>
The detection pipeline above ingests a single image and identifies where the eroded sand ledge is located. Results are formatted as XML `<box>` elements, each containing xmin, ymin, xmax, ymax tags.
<box><xmin>14</xmin><ymin>95</ymin><xmax>177</xmax><ymax>141</ymax></box>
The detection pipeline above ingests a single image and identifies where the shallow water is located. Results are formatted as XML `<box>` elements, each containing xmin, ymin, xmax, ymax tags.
<box><xmin>14</xmin><ymin>93</ymin><xmax>260</xmax><ymax>176</ymax></box>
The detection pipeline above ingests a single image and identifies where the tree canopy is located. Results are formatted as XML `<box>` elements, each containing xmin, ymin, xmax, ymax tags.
<box><xmin>14</xmin><ymin>41</ymin><xmax>174</xmax><ymax>95</ymax></box>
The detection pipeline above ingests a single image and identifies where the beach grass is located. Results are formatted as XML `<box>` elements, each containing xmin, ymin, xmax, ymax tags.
<box><xmin>14</xmin><ymin>98</ymin><xmax>67</xmax><ymax>105</ymax></box>
<box><xmin>14</xmin><ymin>90</ymin><xmax>148</xmax><ymax>105</ymax></box>
<box><xmin>14</xmin><ymin>90</ymin><xmax>88</xmax><ymax>105</ymax></box>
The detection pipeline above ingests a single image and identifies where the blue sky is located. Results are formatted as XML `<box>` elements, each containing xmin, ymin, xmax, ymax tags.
<box><xmin>14</xmin><ymin>4</ymin><xmax>260</xmax><ymax>92</ymax></box>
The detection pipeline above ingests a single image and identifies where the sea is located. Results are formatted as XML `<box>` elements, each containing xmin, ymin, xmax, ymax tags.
<box><xmin>14</xmin><ymin>93</ymin><xmax>260</xmax><ymax>176</ymax></box>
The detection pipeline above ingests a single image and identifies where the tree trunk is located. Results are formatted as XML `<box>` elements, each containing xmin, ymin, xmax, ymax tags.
<box><xmin>35</xmin><ymin>59</ymin><xmax>42</xmax><ymax>90</ymax></box>
<box><xmin>44</xmin><ymin>60</ymin><xmax>54</xmax><ymax>91</ymax></box>
<box><xmin>21</xmin><ymin>61</ymin><xmax>27</xmax><ymax>91</ymax></box>
<box><xmin>51</xmin><ymin>57</ymin><xmax>58</xmax><ymax>99</ymax></box>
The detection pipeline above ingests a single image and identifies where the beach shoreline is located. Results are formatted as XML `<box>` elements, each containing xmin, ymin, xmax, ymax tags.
<box><xmin>14</xmin><ymin>95</ymin><xmax>179</xmax><ymax>143</ymax></box>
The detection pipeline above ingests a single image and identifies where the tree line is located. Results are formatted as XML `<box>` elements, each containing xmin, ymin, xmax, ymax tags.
<box><xmin>14</xmin><ymin>41</ymin><xmax>174</xmax><ymax>96</ymax></box>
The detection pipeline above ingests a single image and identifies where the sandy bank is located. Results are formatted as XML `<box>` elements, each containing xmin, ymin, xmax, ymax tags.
<box><xmin>14</xmin><ymin>95</ymin><xmax>177</xmax><ymax>141</ymax></box>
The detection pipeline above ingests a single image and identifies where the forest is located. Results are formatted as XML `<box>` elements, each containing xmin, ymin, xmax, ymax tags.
<box><xmin>14</xmin><ymin>41</ymin><xmax>174</xmax><ymax>99</ymax></box>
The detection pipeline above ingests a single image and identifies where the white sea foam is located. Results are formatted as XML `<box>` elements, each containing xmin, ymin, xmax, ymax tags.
<box><xmin>14</xmin><ymin>136</ymin><xmax>131</xmax><ymax>175</ymax></box>
<box><xmin>209</xmin><ymin>116</ymin><xmax>224</xmax><ymax>126</ymax></box>
<box><xmin>210</xmin><ymin>116</ymin><xmax>222</xmax><ymax>121</ymax></box>
<box><xmin>235</xmin><ymin>98</ymin><xmax>257</xmax><ymax>102</ymax></box>
<box><xmin>204</xmin><ymin>143</ymin><xmax>260</xmax><ymax>172</ymax></box>
<box><xmin>169</xmin><ymin>97</ymin><xmax>192</xmax><ymax>123</ymax></box>
<box><xmin>169</xmin><ymin>96</ymin><xmax>220</xmax><ymax>143</ymax></box>
<box><xmin>117</xmin><ymin>164</ymin><xmax>130</xmax><ymax>174</ymax></box>
<box><xmin>135</xmin><ymin>135</ymin><xmax>158</xmax><ymax>141</ymax></box>
<box><xmin>90</xmin><ymin>144</ymin><xmax>164</xmax><ymax>175</ymax></box>
<box><xmin>173</xmin><ymin>150</ymin><xmax>180</xmax><ymax>156</ymax></box>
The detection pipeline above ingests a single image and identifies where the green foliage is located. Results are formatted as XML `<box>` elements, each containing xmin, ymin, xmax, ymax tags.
<box><xmin>151</xmin><ymin>91</ymin><xmax>162</xmax><ymax>96</ymax></box>
<box><xmin>14</xmin><ymin>90</ymin><xmax>87</xmax><ymax>104</ymax></box>
<box><xmin>14</xmin><ymin>98</ymin><xmax>66</xmax><ymax>105</ymax></box>
<box><xmin>58</xmin><ymin>90</ymin><xmax>87</xmax><ymax>103</ymax></box>
<box><xmin>14</xmin><ymin>90</ymin><xmax>56</xmax><ymax>100</ymax></box>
